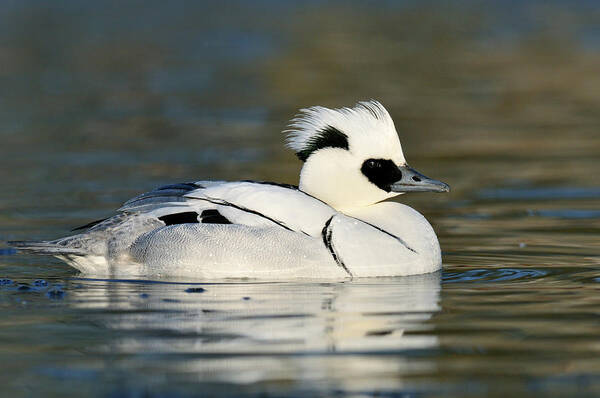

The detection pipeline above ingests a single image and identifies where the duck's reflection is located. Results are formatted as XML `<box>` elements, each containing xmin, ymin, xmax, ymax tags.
<box><xmin>69</xmin><ymin>273</ymin><xmax>441</xmax><ymax>389</ymax></box>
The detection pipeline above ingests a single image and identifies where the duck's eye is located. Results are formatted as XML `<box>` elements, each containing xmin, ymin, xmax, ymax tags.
<box><xmin>366</xmin><ymin>159</ymin><xmax>380</xmax><ymax>168</ymax></box>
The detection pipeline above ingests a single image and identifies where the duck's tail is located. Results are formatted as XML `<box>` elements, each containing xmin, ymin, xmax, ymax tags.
<box><xmin>8</xmin><ymin>240</ymin><xmax>88</xmax><ymax>256</ymax></box>
<box><xmin>8</xmin><ymin>237</ymin><xmax>111</xmax><ymax>274</ymax></box>
<box><xmin>9</xmin><ymin>213</ymin><xmax>162</xmax><ymax>275</ymax></box>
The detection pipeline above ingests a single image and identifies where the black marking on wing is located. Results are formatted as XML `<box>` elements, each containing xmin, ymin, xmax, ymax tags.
<box><xmin>193</xmin><ymin>197</ymin><xmax>309</xmax><ymax>235</ymax></box>
<box><xmin>361</xmin><ymin>158</ymin><xmax>403</xmax><ymax>192</ymax></box>
<box><xmin>241</xmin><ymin>180</ymin><xmax>299</xmax><ymax>190</ymax></box>
<box><xmin>322</xmin><ymin>216</ymin><xmax>353</xmax><ymax>277</ymax></box>
<box><xmin>72</xmin><ymin>218</ymin><xmax>109</xmax><ymax>231</ymax></box>
<box><xmin>158</xmin><ymin>211</ymin><xmax>200</xmax><ymax>226</ymax></box>
<box><xmin>157</xmin><ymin>182</ymin><xmax>204</xmax><ymax>191</ymax></box>
<box><xmin>296</xmin><ymin>125</ymin><xmax>349</xmax><ymax>162</ymax></box>
<box><xmin>355</xmin><ymin>218</ymin><xmax>417</xmax><ymax>254</ymax></box>
<box><xmin>200</xmin><ymin>209</ymin><xmax>232</xmax><ymax>224</ymax></box>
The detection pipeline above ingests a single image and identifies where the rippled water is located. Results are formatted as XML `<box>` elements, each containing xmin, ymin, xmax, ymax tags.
<box><xmin>1</xmin><ymin>1</ymin><xmax>600</xmax><ymax>397</ymax></box>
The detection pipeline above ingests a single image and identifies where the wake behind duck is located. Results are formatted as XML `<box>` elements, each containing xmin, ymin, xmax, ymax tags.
<box><xmin>11</xmin><ymin>101</ymin><xmax>449</xmax><ymax>278</ymax></box>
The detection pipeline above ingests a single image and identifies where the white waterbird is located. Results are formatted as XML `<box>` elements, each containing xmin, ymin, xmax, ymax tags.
<box><xmin>11</xmin><ymin>101</ymin><xmax>449</xmax><ymax>279</ymax></box>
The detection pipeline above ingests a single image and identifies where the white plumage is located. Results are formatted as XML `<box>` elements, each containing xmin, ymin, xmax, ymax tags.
<box><xmin>286</xmin><ymin>101</ymin><xmax>400</xmax><ymax>157</ymax></box>
<box><xmin>11</xmin><ymin>100</ymin><xmax>449</xmax><ymax>279</ymax></box>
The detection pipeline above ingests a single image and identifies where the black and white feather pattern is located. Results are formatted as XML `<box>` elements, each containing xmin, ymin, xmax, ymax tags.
<box><xmin>86</xmin><ymin>180</ymin><xmax>337</xmax><ymax>238</ymax></box>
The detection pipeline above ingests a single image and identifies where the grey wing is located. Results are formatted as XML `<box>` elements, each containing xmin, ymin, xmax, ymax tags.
<box><xmin>13</xmin><ymin>180</ymin><xmax>335</xmax><ymax>272</ymax></box>
<box><xmin>75</xmin><ymin>181</ymin><xmax>230</xmax><ymax>233</ymax></box>
<box><xmin>118</xmin><ymin>182</ymin><xmax>207</xmax><ymax>214</ymax></box>
<box><xmin>79</xmin><ymin>180</ymin><xmax>334</xmax><ymax>235</ymax></box>
<box><xmin>32</xmin><ymin>181</ymin><xmax>250</xmax><ymax>265</ymax></box>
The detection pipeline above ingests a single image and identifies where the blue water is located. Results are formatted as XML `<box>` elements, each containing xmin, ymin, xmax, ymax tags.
<box><xmin>1</xmin><ymin>1</ymin><xmax>600</xmax><ymax>397</ymax></box>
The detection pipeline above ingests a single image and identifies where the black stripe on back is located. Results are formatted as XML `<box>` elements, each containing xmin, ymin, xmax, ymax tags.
<box><xmin>241</xmin><ymin>180</ymin><xmax>299</xmax><ymax>190</ymax></box>
<box><xmin>158</xmin><ymin>212</ymin><xmax>200</xmax><ymax>226</ymax></box>
<box><xmin>157</xmin><ymin>182</ymin><xmax>203</xmax><ymax>191</ymax></box>
<box><xmin>200</xmin><ymin>209</ymin><xmax>232</xmax><ymax>224</ymax></box>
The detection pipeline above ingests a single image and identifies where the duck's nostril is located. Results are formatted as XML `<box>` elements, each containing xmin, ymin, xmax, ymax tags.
<box><xmin>412</xmin><ymin>176</ymin><xmax>421</xmax><ymax>182</ymax></box>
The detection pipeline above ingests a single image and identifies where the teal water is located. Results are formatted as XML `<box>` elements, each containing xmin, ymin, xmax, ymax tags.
<box><xmin>1</xmin><ymin>1</ymin><xmax>600</xmax><ymax>397</ymax></box>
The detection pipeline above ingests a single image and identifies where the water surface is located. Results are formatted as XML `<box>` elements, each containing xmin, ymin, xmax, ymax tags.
<box><xmin>1</xmin><ymin>1</ymin><xmax>600</xmax><ymax>397</ymax></box>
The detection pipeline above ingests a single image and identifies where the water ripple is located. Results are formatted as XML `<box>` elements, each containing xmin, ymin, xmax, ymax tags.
<box><xmin>443</xmin><ymin>268</ymin><xmax>548</xmax><ymax>283</ymax></box>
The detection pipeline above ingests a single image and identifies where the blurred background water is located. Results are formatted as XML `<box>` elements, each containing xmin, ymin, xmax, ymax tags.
<box><xmin>1</xmin><ymin>0</ymin><xmax>600</xmax><ymax>397</ymax></box>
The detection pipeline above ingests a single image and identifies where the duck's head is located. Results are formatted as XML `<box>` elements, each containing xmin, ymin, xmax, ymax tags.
<box><xmin>286</xmin><ymin>100</ymin><xmax>449</xmax><ymax>210</ymax></box>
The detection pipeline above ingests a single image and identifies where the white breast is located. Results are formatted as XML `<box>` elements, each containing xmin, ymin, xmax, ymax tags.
<box><xmin>335</xmin><ymin>202</ymin><xmax>442</xmax><ymax>277</ymax></box>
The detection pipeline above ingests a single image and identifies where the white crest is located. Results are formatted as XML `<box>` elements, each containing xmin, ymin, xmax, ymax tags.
<box><xmin>284</xmin><ymin>100</ymin><xmax>405</xmax><ymax>164</ymax></box>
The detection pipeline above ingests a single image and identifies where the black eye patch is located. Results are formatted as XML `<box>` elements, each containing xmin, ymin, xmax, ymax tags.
<box><xmin>361</xmin><ymin>158</ymin><xmax>402</xmax><ymax>192</ymax></box>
